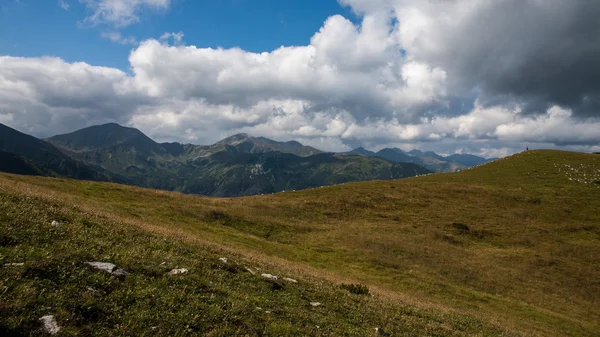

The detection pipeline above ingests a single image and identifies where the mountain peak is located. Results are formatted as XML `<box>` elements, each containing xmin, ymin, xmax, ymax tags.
<box><xmin>347</xmin><ymin>147</ymin><xmax>376</xmax><ymax>156</ymax></box>
<box><xmin>46</xmin><ymin>123</ymin><xmax>156</xmax><ymax>152</ymax></box>
<box><xmin>217</xmin><ymin>133</ymin><xmax>253</xmax><ymax>146</ymax></box>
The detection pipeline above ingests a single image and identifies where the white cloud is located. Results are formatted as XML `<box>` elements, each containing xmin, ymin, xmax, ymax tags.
<box><xmin>80</xmin><ymin>0</ymin><xmax>170</xmax><ymax>27</ymax></box>
<box><xmin>100</xmin><ymin>31</ymin><xmax>138</xmax><ymax>45</ymax></box>
<box><xmin>159</xmin><ymin>31</ymin><xmax>184</xmax><ymax>45</ymax></box>
<box><xmin>2</xmin><ymin>0</ymin><xmax>600</xmax><ymax>157</ymax></box>
<box><xmin>58</xmin><ymin>0</ymin><xmax>69</xmax><ymax>10</ymax></box>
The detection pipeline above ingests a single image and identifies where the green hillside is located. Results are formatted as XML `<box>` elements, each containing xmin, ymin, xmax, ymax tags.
<box><xmin>1</xmin><ymin>150</ymin><xmax>599</xmax><ymax>335</ymax></box>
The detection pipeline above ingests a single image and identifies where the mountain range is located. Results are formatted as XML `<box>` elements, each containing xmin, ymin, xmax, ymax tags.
<box><xmin>1</xmin><ymin>123</ymin><xmax>443</xmax><ymax>197</ymax></box>
<box><xmin>341</xmin><ymin>146</ymin><xmax>494</xmax><ymax>172</ymax></box>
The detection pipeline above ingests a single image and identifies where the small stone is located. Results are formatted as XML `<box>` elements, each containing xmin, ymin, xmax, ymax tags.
<box><xmin>309</xmin><ymin>302</ymin><xmax>321</xmax><ymax>307</ymax></box>
<box><xmin>219</xmin><ymin>257</ymin><xmax>228</xmax><ymax>263</ymax></box>
<box><xmin>282</xmin><ymin>277</ymin><xmax>297</xmax><ymax>283</ymax></box>
<box><xmin>261</xmin><ymin>273</ymin><xmax>278</xmax><ymax>281</ymax></box>
<box><xmin>5</xmin><ymin>263</ymin><xmax>24</xmax><ymax>267</ymax></box>
<box><xmin>50</xmin><ymin>220</ymin><xmax>61</xmax><ymax>228</ymax></box>
<box><xmin>168</xmin><ymin>268</ymin><xmax>189</xmax><ymax>275</ymax></box>
<box><xmin>85</xmin><ymin>262</ymin><xmax>129</xmax><ymax>276</ymax></box>
<box><xmin>39</xmin><ymin>315</ymin><xmax>60</xmax><ymax>335</ymax></box>
<box><xmin>111</xmin><ymin>268</ymin><xmax>129</xmax><ymax>276</ymax></box>
<box><xmin>375</xmin><ymin>327</ymin><xmax>391</xmax><ymax>336</ymax></box>
<box><xmin>245</xmin><ymin>267</ymin><xmax>256</xmax><ymax>275</ymax></box>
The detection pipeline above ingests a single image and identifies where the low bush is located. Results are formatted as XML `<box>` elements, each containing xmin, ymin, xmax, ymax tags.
<box><xmin>341</xmin><ymin>283</ymin><xmax>369</xmax><ymax>295</ymax></box>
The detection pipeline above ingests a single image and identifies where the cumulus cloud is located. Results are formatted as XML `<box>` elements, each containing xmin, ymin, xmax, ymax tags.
<box><xmin>342</xmin><ymin>0</ymin><xmax>600</xmax><ymax>117</ymax></box>
<box><xmin>1</xmin><ymin>0</ymin><xmax>600</xmax><ymax>156</ymax></box>
<box><xmin>80</xmin><ymin>0</ymin><xmax>170</xmax><ymax>27</ymax></box>
<box><xmin>0</xmin><ymin>56</ymin><xmax>150</xmax><ymax>136</ymax></box>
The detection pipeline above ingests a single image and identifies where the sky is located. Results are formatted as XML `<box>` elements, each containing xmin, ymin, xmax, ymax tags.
<box><xmin>0</xmin><ymin>0</ymin><xmax>599</xmax><ymax>157</ymax></box>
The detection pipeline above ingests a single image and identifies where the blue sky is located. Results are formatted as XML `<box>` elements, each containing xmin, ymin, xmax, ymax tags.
<box><xmin>0</xmin><ymin>0</ymin><xmax>355</xmax><ymax>70</ymax></box>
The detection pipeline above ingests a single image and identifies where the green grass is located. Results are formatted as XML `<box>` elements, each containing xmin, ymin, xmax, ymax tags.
<box><xmin>1</xmin><ymin>150</ymin><xmax>599</xmax><ymax>335</ymax></box>
<box><xmin>0</xmin><ymin>187</ymin><xmax>507</xmax><ymax>336</ymax></box>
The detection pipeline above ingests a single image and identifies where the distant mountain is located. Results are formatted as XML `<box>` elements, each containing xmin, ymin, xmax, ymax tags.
<box><xmin>47</xmin><ymin>123</ymin><xmax>158</xmax><ymax>152</ymax></box>
<box><xmin>445</xmin><ymin>154</ymin><xmax>490</xmax><ymax>167</ymax></box>
<box><xmin>167</xmin><ymin>151</ymin><xmax>430</xmax><ymax>197</ymax></box>
<box><xmin>342</xmin><ymin>146</ymin><xmax>491</xmax><ymax>172</ymax></box>
<box><xmin>343</xmin><ymin>147</ymin><xmax>378</xmax><ymax>157</ymax></box>
<box><xmin>407</xmin><ymin>149</ymin><xmax>446</xmax><ymax>161</ymax></box>
<box><xmin>216</xmin><ymin>133</ymin><xmax>322</xmax><ymax>157</ymax></box>
<box><xmin>0</xmin><ymin>123</ymin><xmax>432</xmax><ymax>197</ymax></box>
<box><xmin>375</xmin><ymin>148</ymin><xmax>415</xmax><ymax>163</ymax></box>
<box><xmin>0</xmin><ymin>123</ymin><xmax>113</xmax><ymax>181</ymax></box>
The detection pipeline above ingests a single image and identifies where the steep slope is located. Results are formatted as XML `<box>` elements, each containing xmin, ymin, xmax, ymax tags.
<box><xmin>2</xmin><ymin>150</ymin><xmax>596</xmax><ymax>335</ymax></box>
<box><xmin>0</xmin><ymin>151</ymin><xmax>47</xmax><ymax>176</ymax></box>
<box><xmin>0</xmin><ymin>123</ymin><xmax>112</xmax><ymax>181</ymax></box>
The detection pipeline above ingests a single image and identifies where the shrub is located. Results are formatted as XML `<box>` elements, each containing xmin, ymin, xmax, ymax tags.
<box><xmin>452</xmin><ymin>222</ymin><xmax>470</xmax><ymax>232</ymax></box>
<box><xmin>341</xmin><ymin>283</ymin><xmax>369</xmax><ymax>295</ymax></box>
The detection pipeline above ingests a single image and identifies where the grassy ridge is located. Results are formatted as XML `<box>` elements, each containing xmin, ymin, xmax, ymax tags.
<box><xmin>0</xmin><ymin>182</ymin><xmax>507</xmax><ymax>335</ymax></box>
<box><xmin>1</xmin><ymin>150</ymin><xmax>599</xmax><ymax>335</ymax></box>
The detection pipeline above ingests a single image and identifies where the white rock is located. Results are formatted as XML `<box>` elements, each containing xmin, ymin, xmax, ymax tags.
<box><xmin>282</xmin><ymin>277</ymin><xmax>298</xmax><ymax>283</ymax></box>
<box><xmin>261</xmin><ymin>273</ymin><xmax>278</xmax><ymax>281</ymax></box>
<box><xmin>219</xmin><ymin>257</ymin><xmax>228</xmax><ymax>263</ymax></box>
<box><xmin>168</xmin><ymin>268</ymin><xmax>189</xmax><ymax>275</ymax></box>
<box><xmin>245</xmin><ymin>267</ymin><xmax>256</xmax><ymax>275</ymax></box>
<box><xmin>50</xmin><ymin>220</ymin><xmax>61</xmax><ymax>227</ymax></box>
<box><xmin>309</xmin><ymin>302</ymin><xmax>321</xmax><ymax>307</ymax></box>
<box><xmin>85</xmin><ymin>262</ymin><xmax>129</xmax><ymax>276</ymax></box>
<box><xmin>39</xmin><ymin>315</ymin><xmax>60</xmax><ymax>335</ymax></box>
<box><xmin>5</xmin><ymin>263</ymin><xmax>24</xmax><ymax>267</ymax></box>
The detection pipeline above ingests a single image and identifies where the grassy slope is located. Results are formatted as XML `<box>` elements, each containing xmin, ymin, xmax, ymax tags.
<box><xmin>1</xmin><ymin>150</ymin><xmax>599</xmax><ymax>335</ymax></box>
